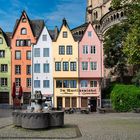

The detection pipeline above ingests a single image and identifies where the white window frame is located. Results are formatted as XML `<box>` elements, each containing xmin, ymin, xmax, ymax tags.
<box><xmin>83</xmin><ymin>45</ymin><xmax>88</xmax><ymax>54</ymax></box>
<box><xmin>82</xmin><ymin>62</ymin><xmax>88</xmax><ymax>71</ymax></box>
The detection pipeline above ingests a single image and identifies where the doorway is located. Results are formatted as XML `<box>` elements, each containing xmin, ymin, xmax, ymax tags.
<box><xmin>57</xmin><ymin>97</ymin><xmax>62</xmax><ymax>110</ymax></box>
<box><xmin>90</xmin><ymin>98</ymin><xmax>97</xmax><ymax>112</ymax></box>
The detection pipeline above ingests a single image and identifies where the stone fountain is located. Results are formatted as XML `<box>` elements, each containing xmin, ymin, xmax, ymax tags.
<box><xmin>12</xmin><ymin>91</ymin><xmax>64</xmax><ymax>129</ymax></box>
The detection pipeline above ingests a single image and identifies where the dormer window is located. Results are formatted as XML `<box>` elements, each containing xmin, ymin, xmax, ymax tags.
<box><xmin>0</xmin><ymin>37</ymin><xmax>3</xmax><ymax>44</ymax></box>
<box><xmin>21</xmin><ymin>28</ymin><xmax>27</xmax><ymax>35</ymax></box>
<box><xmin>22</xmin><ymin>18</ymin><xmax>26</xmax><ymax>22</ymax></box>
<box><xmin>63</xmin><ymin>31</ymin><xmax>67</xmax><ymax>38</ymax></box>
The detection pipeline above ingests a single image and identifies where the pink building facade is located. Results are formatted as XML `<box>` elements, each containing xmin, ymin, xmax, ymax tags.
<box><xmin>79</xmin><ymin>23</ymin><xmax>103</xmax><ymax>111</ymax></box>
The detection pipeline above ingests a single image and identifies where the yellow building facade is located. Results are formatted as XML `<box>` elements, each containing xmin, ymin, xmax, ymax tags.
<box><xmin>53</xmin><ymin>19</ymin><xmax>79</xmax><ymax>109</ymax></box>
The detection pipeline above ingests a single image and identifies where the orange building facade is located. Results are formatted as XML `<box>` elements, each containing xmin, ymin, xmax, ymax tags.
<box><xmin>11</xmin><ymin>11</ymin><xmax>44</xmax><ymax>104</ymax></box>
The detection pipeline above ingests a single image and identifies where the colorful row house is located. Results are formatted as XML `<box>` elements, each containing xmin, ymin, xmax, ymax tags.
<box><xmin>32</xmin><ymin>25</ymin><xmax>53</xmax><ymax>106</ymax></box>
<box><xmin>0</xmin><ymin>28</ymin><xmax>11</xmax><ymax>104</ymax></box>
<box><xmin>11</xmin><ymin>11</ymin><xmax>44</xmax><ymax>104</ymax></box>
<box><xmin>53</xmin><ymin>19</ymin><xmax>79</xmax><ymax>109</ymax></box>
<box><xmin>79</xmin><ymin>23</ymin><xmax>103</xmax><ymax>111</ymax></box>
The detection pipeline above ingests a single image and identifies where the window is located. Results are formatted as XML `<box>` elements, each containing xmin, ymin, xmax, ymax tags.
<box><xmin>0</xmin><ymin>37</ymin><xmax>3</xmax><ymax>44</ymax></box>
<box><xmin>66</xmin><ymin>46</ymin><xmax>72</xmax><ymax>55</ymax></box>
<box><xmin>43</xmin><ymin>48</ymin><xmax>49</xmax><ymax>57</ymax></box>
<box><xmin>43</xmin><ymin>80</ymin><xmax>50</xmax><ymax>88</ymax></box>
<box><xmin>34</xmin><ymin>64</ymin><xmax>40</xmax><ymax>73</ymax></box>
<box><xmin>0</xmin><ymin>50</ymin><xmax>5</xmax><ymax>58</ymax></box>
<box><xmin>1</xmin><ymin>64</ymin><xmax>8</xmax><ymax>72</ymax></box>
<box><xmin>21</xmin><ymin>28</ymin><xmax>27</xmax><ymax>35</ymax></box>
<box><xmin>88</xmin><ymin>31</ymin><xmax>92</xmax><ymax>37</ymax></box>
<box><xmin>43</xmin><ymin>63</ymin><xmax>49</xmax><ymax>73</ymax></box>
<box><xmin>56</xmin><ymin>80</ymin><xmax>62</xmax><ymax>88</ymax></box>
<box><xmin>70</xmin><ymin>62</ymin><xmax>76</xmax><ymax>71</ymax></box>
<box><xmin>55</xmin><ymin>62</ymin><xmax>61</xmax><ymax>71</ymax></box>
<box><xmin>22</xmin><ymin>18</ymin><xmax>26</xmax><ymax>22</ymax></box>
<box><xmin>81</xmin><ymin>80</ymin><xmax>88</xmax><ymax>88</ymax></box>
<box><xmin>34</xmin><ymin>48</ymin><xmax>40</xmax><ymax>57</ymax></box>
<box><xmin>82</xmin><ymin>62</ymin><xmax>88</xmax><ymax>71</ymax></box>
<box><xmin>63</xmin><ymin>80</ymin><xmax>69</xmax><ymax>88</ymax></box>
<box><xmin>34</xmin><ymin>80</ymin><xmax>40</xmax><ymax>88</ymax></box>
<box><xmin>70</xmin><ymin>80</ymin><xmax>77</xmax><ymax>88</ymax></box>
<box><xmin>15</xmin><ymin>78</ymin><xmax>21</xmax><ymax>87</ymax></box>
<box><xmin>27</xmin><ymin>78</ymin><xmax>31</xmax><ymax>87</ymax></box>
<box><xmin>63</xmin><ymin>62</ymin><xmax>69</xmax><ymax>71</ymax></box>
<box><xmin>42</xmin><ymin>35</ymin><xmax>47</xmax><ymax>41</ymax></box>
<box><xmin>90</xmin><ymin>62</ymin><xmax>97</xmax><ymax>70</ymax></box>
<box><xmin>15</xmin><ymin>65</ymin><xmax>21</xmax><ymax>74</ymax></box>
<box><xmin>91</xmin><ymin>46</ymin><xmax>96</xmax><ymax>54</ymax></box>
<box><xmin>83</xmin><ymin>45</ymin><xmax>88</xmax><ymax>54</ymax></box>
<box><xmin>16</xmin><ymin>40</ymin><xmax>31</xmax><ymax>46</ymax></box>
<box><xmin>26</xmin><ymin>51</ymin><xmax>31</xmax><ymax>60</ymax></box>
<box><xmin>0</xmin><ymin>78</ymin><xmax>7</xmax><ymax>86</ymax></box>
<box><xmin>27</xmin><ymin>65</ymin><xmax>31</xmax><ymax>75</ymax></box>
<box><xmin>63</xmin><ymin>31</ymin><xmax>67</xmax><ymax>38</ymax></box>
<box><xmin>16</xmin><ymin>40</ymin><xmax>19</xmax><ymax>46</ymax></box>
<box><xmin>59</xmin><ymin>46</ymin><xmax>65</xmax><ymax>55</ymax></box>
<box><xmin>90</xmin><ymin>81</ymin><xmax>97</xmax><ymax>87</ymax></box>
<box><xmin>15</xmin><ymin>51</ymin><xmax>21</xmax><ymax>60</ymax></box>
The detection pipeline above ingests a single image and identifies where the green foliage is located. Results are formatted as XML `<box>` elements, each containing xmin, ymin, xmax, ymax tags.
<box><xmin>111</xmin><ymin>0</ymin><xmax>129</xmax><ymax>10</ymax></box>
<box><xmin>103</xmin><ymin>24</ymin><xmax>128</xmax><ymax>80</ymax></box>
<box><xmin>111</xmin><ymin>84</ymin><xmax>140</xmax><ymax>112</ymax></box>
<box><xmin>111</xmin><ymin>0</ymin><xmax>140</xmax><ymax>65</ymax></box>
<box><xmin>132</xmin><ymin>70</ymin><xmax>140</xmax><ymax>87</ymax></box>
<box><xmin>123</xmin><ymin>1</ymin><xmax>140</xmax><ymax>64</ymax></box>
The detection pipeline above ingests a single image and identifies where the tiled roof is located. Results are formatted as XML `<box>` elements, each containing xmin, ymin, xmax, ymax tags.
<box><xmin>73</xmin><ymin>34</ymin><xmax>83</xmax><ymax>41</ymax></box>
<box><xmin>5</xmin><ymin>32</ymin><xmax>12</xmax><ymax>46</ymax></box>
<box><xmin>12</xmin><ymin>19</ymin><xmax>45</xmax><ymax>40</ymax></box>
<box><xmin>48</xmin><ymin>30</ymin><xmax>55</xmax><ymax>40</ymax></box>
<box><xmin>30</xmin><ymin>20</ymin><xmax>45</xmax><ymax>39</ymax></box>
<box><xmin>0</xmin><ymin>28</ymin><xmax>11</xmax><ymax>47</ymax></box>
<box><xmin>71</xmin><ymin>23</ymin><xmax>88</xmax><ymax>31</ymax></box>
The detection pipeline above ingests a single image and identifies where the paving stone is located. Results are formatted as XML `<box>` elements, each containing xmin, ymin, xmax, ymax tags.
<box><xmin>0</xmin><ymin>109</ymin><xmax>140</xmax><ymax>140</ymax></box>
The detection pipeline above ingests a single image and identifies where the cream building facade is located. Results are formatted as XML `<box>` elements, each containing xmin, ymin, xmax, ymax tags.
<box><xmin>53</xmin><ymin>19</ymin><xmax>79</xmax><ymax>109</ymax></box>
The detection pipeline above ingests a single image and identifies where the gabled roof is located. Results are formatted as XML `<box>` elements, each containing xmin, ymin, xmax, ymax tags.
<box><xmin>12</xmin><ymin>10</ymin><xmax>44</xmax><ymax>40</ymax></box>
<box><xmin>0</xmin><ymin>28</ymin><xmax>11</xmax><ymax>47</ymax></box>
<box><xmin>54</xmin><ymin>18</ymin><xmax>76</xmax><ymax>42</ymax></box>
<box><xmin>79</xmin><ymin>22</ymin><xmax>101</xmax><ymax>42</ymax></box>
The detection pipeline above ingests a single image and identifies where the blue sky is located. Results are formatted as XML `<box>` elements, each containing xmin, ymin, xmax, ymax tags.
<box><xmin>0</xmin><ymin>0</ymin><xmax>86</xmax><ymax>32</ymax></box>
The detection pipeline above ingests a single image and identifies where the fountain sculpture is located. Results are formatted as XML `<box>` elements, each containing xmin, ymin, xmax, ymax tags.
<box><xmin>12</xmin><ymin>91</ymin><xmax>64</xmax><ymax>129</ymax></box>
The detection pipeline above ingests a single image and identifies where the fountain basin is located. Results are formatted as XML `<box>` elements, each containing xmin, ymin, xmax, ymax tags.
<box><xmin>12</xmin><ymin>111</ymin><xmax>64</xmax><ymax>129</ymax></box>
<box><xmin>12</xmin><ymin>111</ymin><xmax>22</xmax><ymax>127</ymax></box>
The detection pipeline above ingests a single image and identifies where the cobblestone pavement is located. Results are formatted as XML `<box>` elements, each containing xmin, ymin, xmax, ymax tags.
<box><xmin>0</xmin><ymin>109</ymin><xmax>140</xmax><ymax>140</ymax></box>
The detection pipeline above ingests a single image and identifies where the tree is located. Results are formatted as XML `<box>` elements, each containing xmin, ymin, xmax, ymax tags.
<box><xmin>103</xmin><ymin>24</ymin><xmax>128</xmax><ymax>82</ymax></box>
<box><xmin>123</xmin><ymin>3</ymin><xmax>140</xmax><ymax>64</ymax></box>
<box><xmin>111</xmin><ymin>0</ymin><xmax>140</xmax><ymax>65</ymax></box>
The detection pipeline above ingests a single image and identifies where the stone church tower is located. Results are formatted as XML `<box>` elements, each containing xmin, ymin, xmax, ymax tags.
<box><xmin>72</xmin><ymin>0</ymin><xmax>126</xmax><ymax>37</ymax></box>
<box><xmin>86</xmin><ymin>0</ymin><xmax>111</xmax><ymax>23</ymax></box>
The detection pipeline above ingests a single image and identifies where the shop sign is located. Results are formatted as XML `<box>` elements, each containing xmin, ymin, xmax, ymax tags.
<box><xmin>60</xmin><ymin>89</ymin><xmax>78</xmax><ymax>92</ymax></box>
<box><xmin>81</xmin><ymin>89</ymin><xmax>97</xmax><ymax>95</ymax></box>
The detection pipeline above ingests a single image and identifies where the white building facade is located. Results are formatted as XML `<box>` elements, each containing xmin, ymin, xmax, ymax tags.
<box><xmin>32</xmin><ymin>26</ymin><xmax>53</xmax><ymax>106</ymax></box>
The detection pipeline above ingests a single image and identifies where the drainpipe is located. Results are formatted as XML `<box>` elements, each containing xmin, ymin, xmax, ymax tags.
<box><xmin>31</xmin><ymin>44</ymin><xmax>34</xmax><ymax>107</ymax></box>
<box><xmin>100</xmin><ymin>35</ymin><xmax>103</xmax><ymax>108</ymax></box>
